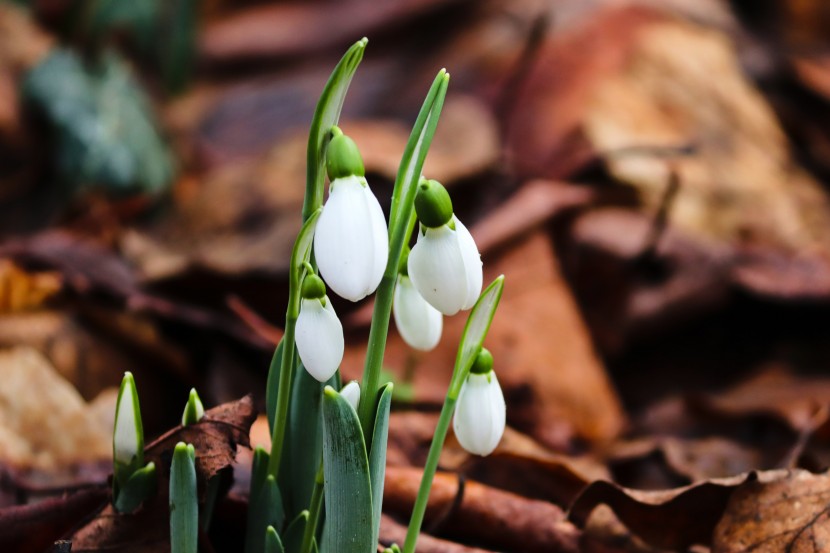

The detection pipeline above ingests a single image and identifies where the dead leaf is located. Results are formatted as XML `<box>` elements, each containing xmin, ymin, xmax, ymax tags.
<box><xmin>712</xmin><ymin>469</ymin><xmax>830</xmax><ymax>553</ymax></box>
<box><xmin>0</xmin><ymin>487</ymin><xmax>108</xmax><ymax>553</ymax></box>
<box><xmin>568</xmin><ymin>473</ymin><xmax>747</xmax><ymax>550</ymax></box>
<box><xmin>384</xmin><ymin>465</ymin><xmax>581</xmax><ymax>552</ymax></box>
<box><xmin>0</xmin><ymin>347</ymin><xmax>110</xmax><ymax>470</ymax></box>
<box><xmin>0</xmin><ymin>260</ymin><xmax>61</xmax><ymax>313</ymax></box>
<box><xmin>379</xmin><ymin>514</ymin><xmax>491</xmax><ymax>553</ymax></box>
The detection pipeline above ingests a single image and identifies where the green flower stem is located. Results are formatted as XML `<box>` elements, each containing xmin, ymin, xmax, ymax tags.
<box><xmin>357</xmin><ymin>70</ymin><xmax>449</xmax><ymax>440</ymax></box>
<box><xmin>402</xmin><ymin>396</ymin><xmax>456</xmax><ymax>553</ymax></box>
<box><xmin>299</xmin><ymin>462</ymin><xmax>325</xmax><ymax>553</ymax></box>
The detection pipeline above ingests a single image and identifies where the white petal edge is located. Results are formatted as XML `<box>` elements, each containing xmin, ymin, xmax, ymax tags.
<box><xmin>340</xmin><ymin>380</ymin><xmax>361</xmax><ymax>411</ymax></box>
<box><xmin>314</xmin><ymin>176</ymin><xmax>388</xmax><ymax>302</ymax></box>
<box><xmin>453</xmin><ymin>217</ymin><xmax>483</xmax><ymax>310</ymax></box>
<box><xmin>453</xmin><ymin>372</ymin><xmax>505</xmax><ymax>456</ymax></box>
<box><xmin>393</xmin><ymin>275</ymin><xmax>442</xmax><ymax>351</ymax></box>
<box><xmin>408</xmin><ymin>224</ymin><xmax>467</xmax><ymax>315</ymax></box>
<box><xmin>296</xmin><ymin>297</ymin><xmax>344</xmax><ymax>382</ymax></box>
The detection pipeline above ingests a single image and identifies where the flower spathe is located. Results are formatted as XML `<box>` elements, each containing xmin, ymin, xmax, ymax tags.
<box><xmin>296</xmin><ymin>296</ymin><xmax>344</xmax><ymax>382</ymax></box>
<box><xmin>393</xmin><ymin>274</ymin><xmax>442</xmax><ymax>351</ymax></box>
<box><xmin>314</xmin><ymin>175</ymin><xmax>388</xmax><ymax>302</ymax></box>
<box><xmin>453</xmin><ymin>370</ymin><xmax>505</xmax><ymax>456</ymax></box>
<box><xmin>408</xmin><ymin>216</ymin><xmax>482</xmax><ymax>316</ymax></box>
<box><xmin>113</xmin><ymin>372</ymin><xmax>143</xmax><ymax>467</ymax></box>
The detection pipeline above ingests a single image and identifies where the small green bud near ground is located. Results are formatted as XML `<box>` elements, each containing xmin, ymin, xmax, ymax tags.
<box><xmin>113</xmin><ymin>372</ymin><xmax>145</xmax><ymax>507</ymax></box>
<box><xmin>181</xmin><ymin>388</ymin><xmax>205</xmax><ymax>426</ymax></box>
<box><xmin>414</xmin><ymin>179</ymin><xmax>453</xmax><ymax>229</ymax></box>
<box><xmin>301</xmin><ymin>273</ymin><xmax>327</xmax><ymax>300</ymax></box>
<box><xmin>170</xmin><ymin>442</ymin><xmax>198</xmax><ymax>553</ymax></box>
<box><xmin>326</xmin><ymin>127</ymin><xmax>365</xmax><ymax>180</ymax></box>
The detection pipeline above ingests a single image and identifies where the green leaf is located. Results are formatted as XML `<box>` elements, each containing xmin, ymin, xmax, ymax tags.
<box><xmin>246</xmin><ymin>449</ymin><xmax>285</xmax><ymax>553</ymax></box>
<box><xmin>265</xmin><ymin>526</ymin><xmax>285</xmax><ymax>553</ymax></box>
<box><xmin>266</xmin><ymin>340</ymin><xmax>285</xmax><ymax>434</ymax></box>
<box><xmin>449</xmin><ymin>276</ymin><xmax>505</xmax><ymax>398</ymax></box>
<box><xmin>303</xmin><ymin>38</ymin><xmax>367</xmax><ymax>221</ymax></box>
<box><xmin>283</xmin><ymin>511</ymin><xmax>309</xmax><ymax>553</ymax></box>
<box><xmin>280</xmin><ymin>363</ymin><xmax>336</xmax><ymax>518</ymax></box>
<box><xmin>321</xmin><ymin>387</ymin><xmax>374</xmax><ymax>553</ymax></box>
<box><xmin>170</xmin><ymin>443</ymin><xmax>198</xmax><ymax>553</ymax></box>
<box><xmin>22</xmin><ymin>49</ymin><xmax>174</xmax><ymax>196</ymax></box>
<box><xmin>113</xmin><ymin>461</ymin><xmax>156</xmax><ymax>513</ymax></box>
<box><xmin>369</xmin><ymin>384</ymin><xmax>393</xmax><ymax>547</ymax></box>
<box><xmin>292</xmin><ymin>208</ymin><xmax>322</xmax><ymax>272</ymax></box>
<box><xmin>181</xmin><ymin>388</ymin><xmax>205</xmax><ymax>426</ymax></box>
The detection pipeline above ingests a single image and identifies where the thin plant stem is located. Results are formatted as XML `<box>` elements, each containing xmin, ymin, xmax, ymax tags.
<box><xmin>402</xmin><ymin>396</ymin><xmax>457</xmax><ymax>553</ymax></box>
<box><xmin>299</xmin><ymin>462</ymin><xmax>325</xmax><ymax>553</ymax></box>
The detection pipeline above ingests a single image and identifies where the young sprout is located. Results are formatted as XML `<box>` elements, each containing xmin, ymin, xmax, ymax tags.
<box><xmin>295</xmin><ymin>273</ymin><xmax>345</xmax><ymax>382</ymax></box>
<box><xmin>452</xmin><ymin>348</ymin><xmax>505</xmax><ymax>456</ymax></box>
<box><xmin>170</xmin><ymin>442</ymin><xmax>198</xmax><ymax>553</ymax></box>
<box><xmin>265</xmin><ymin>525</ymin><xmax>284</xmax><ymax>553</ymax></box>
<box><xmin>113</xmin><ymin>372</ymin><xmax>156</xmax><ymax>512</ymax></box>
<box><xmin>181</xmin><ymin>388</ymin><xmax>205</xmax><ymax>426</ymax></box>
<box><xmin>408</xmin><ymin>179</ymin><xmax>482</xmax><ymax>316</ymax></box>
<box><xmin>314</xmin><ymin>127</ymin><xmax>388</xmax><ymax>302</ymax></box>
<box><xmin>393</xmin><ymin>248</ymin><xmax>443</xmax><ymax>351</ymax></box>
<box><xmin>339</xmin><ymin>380</ymin><xmax>361</xmax><ymax>411</ymax></box>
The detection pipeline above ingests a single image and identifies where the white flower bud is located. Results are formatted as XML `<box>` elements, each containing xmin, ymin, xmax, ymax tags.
<box><xmin>314</xmin><ymin>175</ymin><xmax>388</xmax><ymax>302</ymax></box>
<box><xmin>113</xmin><ymin>372</ymin><xmax>145</xmax><ymax>476</ymax></box>
<box><xmin>339</xmin><ymin>381</ymin><xmax>361</xmax><ymax>411</ymax></box>
<box><xmin>393</xmin><ymin>274</ymin><xmax>442</xmax><ymax>351</ymax></box>
<box><xmin>408</xmin><ymin>216</ymin><xmax>482</xmax><ymax>316</ymax></box>
<box><xmin>453</xmin><ymin>370</ymin><xmax>505</xmax><ymax>456</ymax></box>
<box><xmin>296</xmin><ymin>297</ymin><xmax>344</xmax><ymax>382</ymax></box>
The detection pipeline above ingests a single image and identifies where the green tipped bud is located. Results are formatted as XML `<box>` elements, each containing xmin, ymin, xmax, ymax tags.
<box><xmin>113</xmin><ymin>372</ymin><xmax>144</xmax><ymax>494</ymax></box>
<box><xmin>470</xmin><ymin>347</ymin><xmax>494</xmax><ymax>375</ymax></box>
<box><xmin>326</xmin><ymin>128</ymin><xmax>365</xmax><ymax>180</ymax></box>
<box><xmin>414</xmin><ymin>179</ymin><xmax>453</xmax><ymax>228</ymax></box>
<box><xmin>181</xmin><ymin>388</ymin><xmax>205</xmax><ymax>426</ymax></box>
<box><xmin>301</xmin><ymin>273</ymin><xmax>327</xmax><ymax>300</ymax></box>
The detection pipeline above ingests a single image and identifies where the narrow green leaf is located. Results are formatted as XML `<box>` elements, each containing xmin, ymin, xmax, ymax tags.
<box><xmin>279</xmin><ymin>364</ymin><xmax>336</xmax><ymax>518</ymax></box>
<box><xmin>266</xmin><ymin>340</ymin><xmax>285</xmax><ymax>434</ymax></box>
<box><xmin>283</xmin><ymin>511</ymin><xmax>309</xmax><ymax>553</ymax></box>
<box><xmin>266</xmin><ymin>526</ymin><xmax>285</xmax><ymax>553</ymax></box>
<box><xmin>181</xmin><ymin>388</ymin><xmax>204</xmax><ymax>426</ymax></box>
<box><xmin>292</xmin><ymin>208</ymin><xmax>322</xmax><ymax>272</ymax></box>
<box><xmin>321</xmin><ymin>388</ymin><xmax>374</xmax><ymax>553</ymax></box>
<box><xmin>449</xmin><ymin>276</ymin><xmax>505</xmax><ymax>398</ymax></box>
<box><xmin>303</xmin><ymin>38</ymin><xmax>368</xmax><ymax>221</ymax></box>
<box><xmin>247</xmin><ymin>474</ymin><xmax>285</xmax><ymax>553</ymax></box>
<box><xmin>369</xmin><ymin>384</ymin><xmax>393</xmax><ymax>547</ymax></box>
<box><xmin>170</xmin><ymin>443</ymin><xmax>198</xmax><ymax>553</ymax></box>
<box><xmin>114</xmin><ymin>461</ymin><xmax>156</xmax><ymax>513</ymax></box>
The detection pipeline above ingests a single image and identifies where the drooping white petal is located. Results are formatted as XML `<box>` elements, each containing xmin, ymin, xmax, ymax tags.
<box><xmin>453</xmin><ymin>217</ymin><xmax>483</xmax><ymax>310</ymax></box>
<box><xmin>339</xmin><ymin>381</ymin><xmax>361</xmax><ymax>411</ymax></box>
<box><xmin>114</xmin><ymin>374</ymin><xmax>141</xmax><ymax>465</ymax></box>
<box><xmin>408</xmin><ymin>224</ymin><xmax>468</xmax><ymax>315</ymax></box>
<box><xmin>296</xmin><ymin>297</ymin><xmax>344</xmax><ymax>382</ymax></box>
<box><xmin>453</xmin><ymin>372</ymin><xmax>506</xmax><ymax>456</ymax></box>
<box><xmin>314</xmin><ymin>175</ymin><xmax>388</xmax><ymax>302</ymax></box>
<box><xmin>393</xmin><ymin>274</ymin><xmax>442</xmax><ymax>351</ymax></box>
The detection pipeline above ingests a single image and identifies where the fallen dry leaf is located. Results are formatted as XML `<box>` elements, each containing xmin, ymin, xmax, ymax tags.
<box><xmin>0</xmin><ymin>260</ymin><xmax>61</xmax><ymax>313</ymax></box>
<box><xmin>713</xmin><ymin>469</ymin><xmax>830</xmax><ymax>553</ymax></box>
<box><xmin>0</xmin><ymin>347</ymin><xmax>110</xmax><ymax>470</ymax></box>
<box><xmin>379</xmin><ymin>514</ymin><xmax>491</xmax><ymax>553</ymax></box>
<box><xmin>384</xmin><ymin>465</ymin><xmax>580</xmax><ymax>552</ymax></box>
<box><xmin>569</xmin><ymin>473</ymin><xmax>747</xmax><ymax>550</ymax></box>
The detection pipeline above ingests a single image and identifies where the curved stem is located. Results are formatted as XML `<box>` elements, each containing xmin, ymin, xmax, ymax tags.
<box><xmin>402</xmin><ymin>396</ymin><xmax>456</xmax><ymax>553</ymax></box>
<box><xmin>299</xmin><ymin>463</ymin><xmax>325</xmax><ymax>553</ymax></box>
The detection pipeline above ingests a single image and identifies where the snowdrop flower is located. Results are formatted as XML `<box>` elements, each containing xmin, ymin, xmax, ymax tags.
<box><xmin>340</xmin><ymin>380</ymin><xmax>361</xmax><ymax>411</ymax></box>
<box><xmin>295</xmin><ymin>273</ymin><xmax>344</xmax><ymax>382</ymax></box>
<box><xmin>114</xmin><ymin>372</ymin><xmax>144</xmax><ymax>471</ymax></box>
<box><xmin>393</xmin><ymin>250</ymin><xmax>442</xmax><ymax>351</ymax></box>
<box><xmin>408</xmin><ymin>179</ymin><xmax>482</xmax><ymax>316</ymax></box>
<box><xmin>313</xmin><ymin>129</ymin><xmax>388</xmax><ymax>302</ymax></box>
<box><xmin>453</xmin><ymin>349</ymin><xmax>505</xmax><ymax>456</ymax></box>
